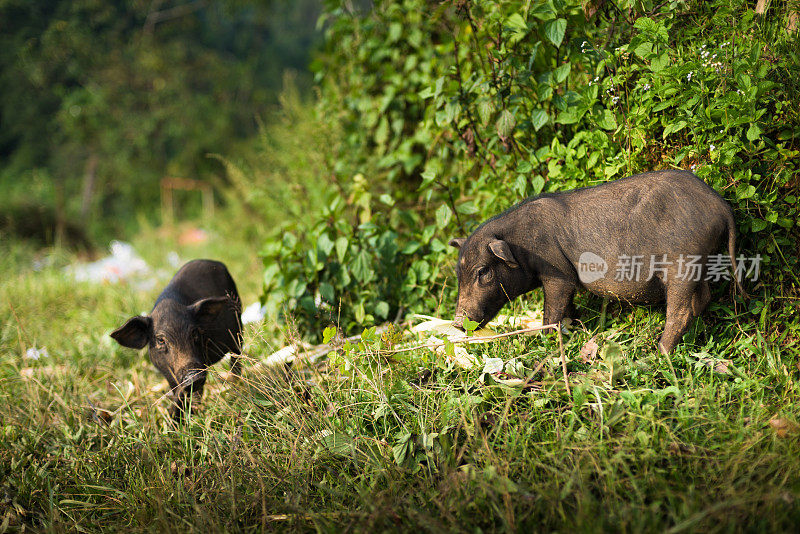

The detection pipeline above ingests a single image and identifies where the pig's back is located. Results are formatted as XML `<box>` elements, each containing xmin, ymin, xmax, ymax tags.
<box><xmin>160</xmin><ymin>259</ymin><xmax>240</xmax><ymax>307</ymax></box>
<box><xmin>545</xmin><ymin>171</ymin><xmax>733</xmax><ymax>288</ymax></box>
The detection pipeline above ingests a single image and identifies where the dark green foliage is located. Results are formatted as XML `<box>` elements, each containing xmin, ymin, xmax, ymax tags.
<box><xmin>264</xmin><ymin>0</ymin><xmax>799</xmax><ymax>338</ymax></box>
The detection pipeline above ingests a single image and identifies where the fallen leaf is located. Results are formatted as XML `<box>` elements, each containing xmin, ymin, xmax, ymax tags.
<box><xmin>692</xmin><ymin>352</ymin><xmax>732</xmax><ymax>375</ymax></box>
<box><xmin>713</xmin><ymin>360</ymin><xmax>731</xmax><ymax>375</ymax></box>
<box><xmin>579</xmin><ymin>337</ymin><xmax>599</xmax><ymax>364</ymax></box>
<box><xmin>482</xmin><ymin>358</ymin><xmax>504</xmax><ymax>374</ymax></box>
<box><xmin>769</xmin><ymin>418</ymin><xmax>799</xmax><ymax>438</ymax></box>
<box><xmin>429</xmin><ymin>336</ymin><xmax>478</xmax><ymax>368</ymax></box>
<box><xmin>412</xmin><ymin>316</ymin><xmax>496</xmax><ymax>341</ymax></box>
<box><xmin>489</xmin><ymin>311</ymin><xmax>543</xmax><ymax>329</ymax></box>
<box><xmin>170</xmin><ymin>461</ymin><xmax>193</xmax><ymax>479</ymax></box>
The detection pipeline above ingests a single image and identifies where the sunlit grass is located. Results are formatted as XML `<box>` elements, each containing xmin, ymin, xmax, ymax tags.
<box><xmin>1</xmin><ymin>235</ymin><xmax>799</xmax><ymax>532</ymax></box>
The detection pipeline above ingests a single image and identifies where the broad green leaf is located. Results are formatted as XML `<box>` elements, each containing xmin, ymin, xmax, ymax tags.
<box><xmin>496</xmin><ymin>109</ymin><xmax>516</xmax><ymax>138</ymax></box>
<box><xmin>478</xmin><ymin>99</ymin><xmax>494</xmax><ymax>125</ymax></box>
<box><xmin>531</xmin><ymin>109</ymin><xmax>549</xmax><ymax>131</ymax></box>
<box><xmin>335</xmin><ymin>236</ymin><xmax>349</xmax><ymax>263</ymax></box>
<box><xmin>553</xmin><ymin>62</ymin><xmax>571</xmax><ymax>83</ymax></box>
<box><xmin>736</xmin><ymin>72</ymin><xmax>752</xmax><ymax>90</ymax></box>
<box><xmin>421</xmin><ymin>169</ymin><xmax>437</xmax><ymax>185</ymax></box>
<box><xmin>317</xmin><ymin>232</ymin><xmax>334</xmax><ymax>257</ymax></box>
<box><xmin>650</xmin><ymin>52</ymin><xmax>669</xmax><ymax>72</ymax></box>
<box><xmin>351</xmin><ymin>249</ymin><xmax>373</xmax><ymax>283</ymax></box>
<box><xmin>634</xmin><ymin>41</ymin><xmax>653</xmax><ymax>59</ymax></box>
<box><xmin>662</xmin><ymin>120</ymin><xmax>687</xmax><ymax>139</ymax></box>
<box><xmin>505</xmin><ymin>13</ymin><xmax>527</xmax><ymax>32</ymax></box>
<box><xmin>544</xmin><ymin>18</ymin><xmax>566</xmax><ymax>48</ymax></box>
<box><xmin>736</xmin><ymin>184</ymin><xmax>756</xmax><ymax>200</ymax></box>
<box><xmin>514</xmin><ymin>174</ymin><xmax>527</xmax><ymax>197</ymax></box>
<box><xmin>436</xmin><ymin>203</ymin><xmax>453</xmax><ymax>228</ymax></box>
<box><xmin>746</xmin><ymin>122</ymin><xmax>762</xmax><ymax>142</ymax></box>
<box><xmin>506</xmin><ymin>13</ymin><xmax>528</xmax><ymax>43</ymax></box>
<box><xmin>263</xmin><ymin>263</ymin><xmax>280</xmax><ymax>287</ymax></box>
<box><xmin>319</xmin><ymin>282</ymin><xmax>335</xmax><ymax>303</ymax></box>
<box><xmin>751</xmin><ymin>218</ymin><xmax>768</xmax><ymax>232</ymax></box>
<box><xmin>597</xmin><ymin>109</ymin><xmax>617</xmax><ymax>130</ymax></box>
<box><xmin>445</xmin><ymin>101</ymin><xmax>460</xmax><ymax>123</ymax></box>
<box><xmin>531</xmin><ymin>175</ymin><xmax>545</xmax><ymax>194</ymax></box>
<box><xmin>288</xmin><ymin>279</ymin><xmax>307</xmax><ymax>298</ymax></box>
<box><xmin>322</xmin><ymin>325</ymin><xmax>337</xmax><ymax>344</ymax></box>
<box><xmin>374</xmin><ymin>301</ymin><xmax>390</xmax><ymax>319</ymax></box>
<box><xmin>556</xmin><ymin>110</ymin><xmax>580</xmax><ymax>124</ymax></box>
<box><xmin>456</xmin><ymin>201</ymin><xmax>479</xmax><ymax>214</ymax></box>
<box><xmin>633</xmin><ymin>17</ymin><xmax>658</xmax><ymax>33</ymax></box>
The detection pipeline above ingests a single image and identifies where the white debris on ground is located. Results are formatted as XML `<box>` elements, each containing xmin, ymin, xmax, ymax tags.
<box><xmin>241</xmin><ymin>302</ymin><xmax>268</xmax><ymax>324</ymax></box>
<box><xmin>256</xmin><ymin>311</ymin><xmax>546</xmax><ymax>373</ymax></box>
<box><xmin>24</xmin><ymin>347</ymin><xmax>49</xmax><ymax>360</ymax></box>
<box><xmin>411</xmin><ymin>315</ymin><xmax>497</xmax><ymax>341</ymax></box>
<box><xmin>65</xmin><ymin>241</ymin><xmax>155</xmax><ymax>289</ymax></box>
<box><xmin>264</xmin><ymin>345</ymin><xmax>298</xmax><ymax>366</ymax></box>
<box><xmin>490</xmin><ymin>311</ymin><xmax>543</xmax><ymax>329</ymax></box>
<box><xmin>166</xmin><ymin>251</ymin><xmax>182</xmax><ymax>268</ymax></box>
<box><xmin>482</xmin><ymin>357</ymin><xmax>504</xmax><ymax>374</ymax></box>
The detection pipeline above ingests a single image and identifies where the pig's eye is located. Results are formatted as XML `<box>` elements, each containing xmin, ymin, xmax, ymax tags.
<box><xmin>155</xmin><ymin>335</ymin><xmax>167</xmax><ymax>348</ymax></box>
<box><xmin>477</xmin><ymin>266</ymin><xmax>493</xmax><ymax>283</ymax></box>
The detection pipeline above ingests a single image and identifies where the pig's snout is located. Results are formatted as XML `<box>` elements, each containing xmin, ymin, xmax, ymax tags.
<box><xmin>170</xmin><ymin>367</ymin><xmax>207</xmax><ymax>420</ymax></box>
<box><xmin>453</xmin><ymin>309</ymin><xmax>483</xmax><ymax>330</ymax></box>
<box><xmin>181</xmin><ymin>368</ymin><xmax>206</xmax><ymax>387</ymax></box>
<box><xmin>452</xmin><ymin>309</ymin><xmax>466</xmax><ymax>330</ymax></box>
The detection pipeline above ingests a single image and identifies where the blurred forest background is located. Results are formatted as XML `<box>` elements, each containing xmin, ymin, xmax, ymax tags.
<box><xmin>0</xmin><ymin>0</ymin><xmax>322</xmax><ymax>242</ymax></box>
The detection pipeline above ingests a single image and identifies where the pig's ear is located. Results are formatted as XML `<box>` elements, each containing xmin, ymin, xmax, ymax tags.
<box><xmin>449</xmin><ymin>238</ymin><xmax>466</xmax><ymax>249</ymax></box>
<box><xmin>489</xmin><ymin>239</ymin><xmax>520</xmax><ymax>269</ymax></box>
<box><xmin>110</xmin><ymin>316</ymin><xmax>152</xmax><ymax>349</ymax></box>
<box><xmin>189</xmin><ymin>297</ymin><xmax>230</xmax><ymax>323</ymax></box>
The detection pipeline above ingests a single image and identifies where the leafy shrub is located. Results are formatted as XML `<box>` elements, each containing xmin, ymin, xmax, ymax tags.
<box><xmin>259</xmin><ymin>0</ymin><xmax>799</xmax><ymax>338</ymax></box>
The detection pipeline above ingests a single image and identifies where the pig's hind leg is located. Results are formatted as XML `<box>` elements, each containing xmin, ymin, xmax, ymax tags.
<box><xmin>659</xmin><ymin>280</ymin><xmax>709</xmax><ymax>355</ymax></box>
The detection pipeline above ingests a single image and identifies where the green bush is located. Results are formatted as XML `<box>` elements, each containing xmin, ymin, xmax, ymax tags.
<box><xmin>260</xmin><ymin>0</ymin><xmax>799</xmax><ymax>338</ymax></box>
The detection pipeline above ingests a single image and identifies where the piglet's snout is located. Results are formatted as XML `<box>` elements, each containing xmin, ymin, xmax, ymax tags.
<box><xmin>177</xmin><ymin>365</ymin><xmax>207</xmax><ymax>390</ymax></box>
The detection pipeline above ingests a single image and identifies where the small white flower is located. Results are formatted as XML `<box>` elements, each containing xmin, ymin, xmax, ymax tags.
<box><xmin>690</xmin><ymin>164</ymin><xmax>698</xmax><ymax>171</ymax></box>
<box><xmin>611</xmin><ymin>96</ymin><xmax>620</xmax><ymax>104</ymax></box>
<box><xmin>709</xmin><ymin>144</ymin><xmax>716</xmax><ymax>152</ymax></box>
<box><xmin>687</xmin><ymin>71</ymin><xmax>694</xmax><ymax>81</ymax></box>
<box><xmin>642</xmin><ymin>83</ymin><xmax>651</xmax><ymax>91</ymax></box>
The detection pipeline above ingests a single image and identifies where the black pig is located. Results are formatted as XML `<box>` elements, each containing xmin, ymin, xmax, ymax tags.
<box><xmin>450</xmin><ymin>170</ymin><xmax>746</xmax><ymax>354</ymax></box>
<box><xmin>111</xmin><ymin>259</ymin><xmax>242</xmax><ymax>419</ymax></box>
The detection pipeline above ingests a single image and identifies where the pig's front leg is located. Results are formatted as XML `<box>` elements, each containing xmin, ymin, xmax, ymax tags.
<box><xmin>229</xmin><ymin>355</ymin><xmax>242</xmax><ymax>376</ymax></box>
<box><xmin>542</xmin><ymin>277</ymin><xmax>577</xmax><ymax>326</ymax></box>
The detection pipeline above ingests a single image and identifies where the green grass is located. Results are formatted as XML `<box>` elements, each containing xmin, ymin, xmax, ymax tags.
<box><xmin>2</xmin><ymin>232</ymin><xmax>800</xmax><ymax>533</ymax></box>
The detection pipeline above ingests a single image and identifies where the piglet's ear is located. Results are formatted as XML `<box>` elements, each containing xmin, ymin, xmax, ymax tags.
<box><xmin>449</xmin><ymin>238</ymin><xmax>466</xmax><ymax>249</ymax></box>
<box><xmin>110</xmin><ymin>316</ymin><xmax>152</xmax><ymax>349</ymax></box>
<box><xmin>189</xmin><ymin>297</ymin><xmax>231</xmax><ymax>323</ymax></box>
<box><xmin>489</xmin><ymin>239</ymin><xmax>520</xmax><ymax>269</ymax></box>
